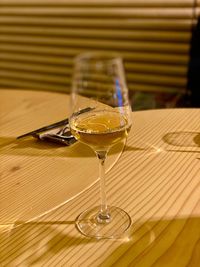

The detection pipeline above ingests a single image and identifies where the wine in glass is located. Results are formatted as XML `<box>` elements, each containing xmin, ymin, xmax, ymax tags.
<box><xmin>69</xmin><ymin>52</ymin><xmax>132</xmax><ymax>239</ymax></box>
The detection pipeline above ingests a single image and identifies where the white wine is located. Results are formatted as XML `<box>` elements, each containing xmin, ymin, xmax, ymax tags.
<box><xmin>70</xmin><ymin>110</ymin><xmax>130</xmax><ymax>150</ymax></box>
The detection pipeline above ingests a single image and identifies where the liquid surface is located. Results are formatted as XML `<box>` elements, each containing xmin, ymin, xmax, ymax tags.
<box><xmin>70</xmin><ymin>110</ymin><xmax>130</xmax><ymax>150</ymax></box>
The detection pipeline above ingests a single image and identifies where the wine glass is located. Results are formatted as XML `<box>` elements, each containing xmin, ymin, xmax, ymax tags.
<box><xmin>69</xmin><ymin>52</ymin><xmax>132</xmax><ymax>239</ymax></box>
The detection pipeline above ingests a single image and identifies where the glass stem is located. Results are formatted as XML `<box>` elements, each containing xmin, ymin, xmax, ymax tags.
<box><xmin>96</xmin><ymin>150</ymin><xmax>111</xmax><ymax>223</ymax></box>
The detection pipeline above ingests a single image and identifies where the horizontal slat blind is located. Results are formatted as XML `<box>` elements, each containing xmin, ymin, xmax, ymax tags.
<box><xmin>197</xmin><ymin>0</ymin><xmax>200</xmax><ymax>16</ymax></box>
<box><xmin>0</xmin><ymin>0</ymin><xmax>194</xmax><ymax>7</ymax></box>
<box><xmin>0</xmin><ymin>0</ymin><xmax>196</xmax><ymax>95</ymax></box>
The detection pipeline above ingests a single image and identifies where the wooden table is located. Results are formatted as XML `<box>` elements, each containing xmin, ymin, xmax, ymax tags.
<box><xmin>1</xmin><ymin>89</ymin><xmax>200</xmax><ymax>267</ymax></box>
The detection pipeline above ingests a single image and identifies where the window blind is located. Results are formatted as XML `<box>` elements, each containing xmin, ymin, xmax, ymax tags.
<box><xmin>197</xmin><ymin>0</ymin><xmax>200</xmax><ymax>16</ymax></box>
<box><xmin>0</xmin><ymin>0</ymin><xmax>197</xmax><ymax>96</ymax></box>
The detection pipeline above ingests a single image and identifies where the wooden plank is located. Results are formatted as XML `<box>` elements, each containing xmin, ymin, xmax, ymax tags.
<box><xmin>0</xmin><ymin>69</ymin><xmax>187</xmax><ymax>87</ymax></box>
<box><xmin>0</xmin><ymin>0</ymin><xmax>194</xmax><ymax>7</ymax></box>
<box><xmin>0</xmin><ymin>35</ymin><xmax>190</xmax><ymax>53</ymax></box>
<box><xmin>0</xmin><ymin>7</ymin><xmax>193</xmax><ymax>19</ymax></box>
<box><xmin>0</xmin><ymin>58</ymin><xmax>188</xmax><ymax>76</ymax></box>
<box><xmin>0</xmin><ymin>45</ymin><xmax>189</xmax><ymax>64</ymax></box>
<box><xmin>0</xmin><ymin>26</ymin><xmax>191</xmax><ymax>42</ymax></box>
<box><xmin>0</xmin><ymin>17</ymin><xmax>193</xmax><ymax>30</ymax></box>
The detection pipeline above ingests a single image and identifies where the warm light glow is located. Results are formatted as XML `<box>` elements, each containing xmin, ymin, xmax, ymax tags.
<box><xmin>145</xmin><ymin>144</ymin><xmax>165</xmax><ymax>155</ymax></box>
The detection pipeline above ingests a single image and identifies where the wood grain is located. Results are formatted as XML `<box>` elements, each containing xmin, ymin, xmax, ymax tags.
<box><xmin>0</xmin><ymin>89</ymin><xmax>200</xmax><ymax>266</ymax></box>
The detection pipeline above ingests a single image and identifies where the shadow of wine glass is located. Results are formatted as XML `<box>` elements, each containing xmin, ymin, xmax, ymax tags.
<box><xmin>2</xmin><ymin>215</ymin><xmax>199</xmax><ymax>266</ymax></box>
<box><xmin>101</xmin><ymin>216</ymin><xmax>200</xmax><ymax>266</ymax></box>
<box><xmin>163</xmin><ymin>131</ymin><xmax>200</xmax><ymax>147</ymax></box>
<box><xmin>0</xmin><ymin>136</ymin><xmax>144</xmax><ymax>158</ymax></box>
<box><xmin>0</xmin><ymin>218</ymin><xmax>155</xmax><ymax>266</ymax></box>
<box><xmin>0</xmin><ymin>219</ymin><xmax>95</xmax><ymax>266</ymax></box>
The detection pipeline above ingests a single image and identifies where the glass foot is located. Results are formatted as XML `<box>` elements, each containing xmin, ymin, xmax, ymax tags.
<box><xmin>76</xmin><ymin>206</ymin><xmax>131</xmax><ymax>239</ymax></box>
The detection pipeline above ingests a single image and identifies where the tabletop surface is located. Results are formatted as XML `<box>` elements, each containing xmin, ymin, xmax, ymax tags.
<box><xmin>0</xmin><ymin>89</ymin><xmax>200</xmax><ymax>267</ymax></box>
